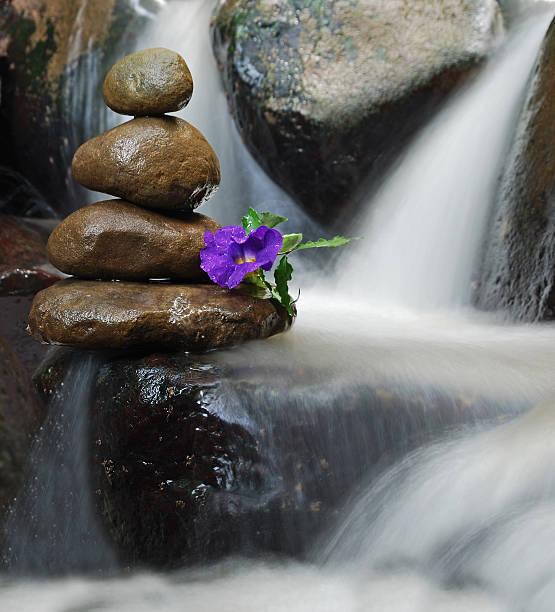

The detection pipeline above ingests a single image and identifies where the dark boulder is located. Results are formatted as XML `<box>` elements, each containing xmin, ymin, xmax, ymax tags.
<box><xmin>476</xmin><ymin>16</ymin><xmax>555</xmax><ymax>321</ymax></box>
<box><xmin>0</xmin><ymin>0</ymin><xmax>154</xmax><ymax>216</ymax></box>
<box><xmin>212</xmin><ymin>0</ymin><xmax>503</xmax><ymax>223</ymax></box>
<box><xmin>0</xmin><ymin>332</ymin><xmax>44</xmax><ymax>539</ymax></box>
<box><xmin>35</xmin><ymin>348</ymin><xmax>515</xmax><ymax>568</ymax></box>
<box><xmin>0</xmin><ymin>214</ymin><xmax>62</xmax><ymax>296</ymax></box>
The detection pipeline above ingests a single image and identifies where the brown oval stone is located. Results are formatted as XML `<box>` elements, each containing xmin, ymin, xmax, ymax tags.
<box><xmin>72</xmin><ymin>117</ymin><xmax>221</xmax><ymax>211</ymax></box>
<box><xmin>27</xmin><ymin>279</ymin><xmax>292</xmax><ymax>351</ymax></box>
<box><xmin>103</xmin><ymin>48</ymin><xmax>193</xmax><ymax>116</ymax></box>
<box><xmin>46</xmin><ymin>200</ymin><xmax>220</xmax><ymax>281</ymax></box>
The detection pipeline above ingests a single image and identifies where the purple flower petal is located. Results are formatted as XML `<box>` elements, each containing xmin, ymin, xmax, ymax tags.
<box><xmin>200</xmin><ymin>224</ymin><xmax>283</xmax><ymax>289</ymax></box>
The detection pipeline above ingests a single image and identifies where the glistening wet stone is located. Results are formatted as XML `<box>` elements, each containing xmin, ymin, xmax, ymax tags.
<box><xmin>47</xmin><ymin>200</ymin><xmax>221</xmax><ymax>281</ymax></box>
<box><xmin>33</xmin><ymin>349</ymin><xmax>520</xmax><ymax>568</ymax></box>
<box><xmin>27</xmin><ymin>279</ymin><xmax>292</xmax><ymax>351</ymax></box>
<box><xmin>103</xmin><ymin>48</ymin><xmax>193</xmax><ymax>116</ymax></box>
<box><xmin>72</xmin><ymin>117</ymin><xmax>221</xmax><ymax>211</ymax></box>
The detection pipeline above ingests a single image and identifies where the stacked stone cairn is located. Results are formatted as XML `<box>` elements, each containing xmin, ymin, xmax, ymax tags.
<box><xmin>27</xmin><ymin>48</ymin><xmax>291</xmax><ymax>351</ymax></box>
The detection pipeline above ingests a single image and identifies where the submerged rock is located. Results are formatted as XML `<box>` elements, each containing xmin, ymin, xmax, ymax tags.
<box><xmin>47</xmin><ymin>200</ymin><xmax>220</xmax><ymax>281</ymax></box>
<box><xmin>212</xmin><ymin>0</ymin><xmax>503</xmax><ymax>222</ymax></box>
<box><xmin>0</xmin><ymin>333</ymin><xmax>44</xmax><ymax>539</ymax></box>
<box><xmin>477</xmin><ymin>17</ymin><xmax>555</xmax><ymax>320</ymax></box>
<box><xmin>72</xmin><ymin>117</ymin><xmax>221</xmax><ymax>211</ymax></box>
<box><xmin>103</xmin><ymin>48</ymin><xmax>194</xmax><ymax>116</ymax></box>
<box><xmin>0</xmin><ymin>214</ymin><xmax>62</xmax><ymax>296</ymax></box>
<box><xmin>34</xmin><ymin>349</ymin><xmax>516</xmax><ymax>567</ymax></box>
<box><xmin>28</xmin><ymin>279</ymin><xmax>292</xmax><ymax>351</ymax></box>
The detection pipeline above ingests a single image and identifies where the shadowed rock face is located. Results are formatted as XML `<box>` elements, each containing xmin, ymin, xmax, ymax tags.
<box><xmin>212</xmin><ymin>0</ymin><xmax>503</xmax><ymax>223</ymax></box>
<box><xmin>46</xmin><ymin>201</ymin><xmax>221</xmax><ymax>281</ymax></box>
<box><xmin>0</xmin><ymin>333</ymin><xmax>44</xmax><ymax>539</ymax></box>
<box><xmin>28</xmin><ymin>279</ymin><xmax>292</xmax><ymax>351</ymax></box>
<box><xmin>0</xmin><ymin>214</ymin><xmax>62</xmax><ymax>296</ymax></box>
<box><xmin>0</xmin><ymin>0</ymin><xmax>152</xmax><ymax>215</ymax></box>
<box><xmin>477</xmin><ymin>17</ymin><xmax>555</xmax><ymax>321</ymax></box>
<box><xmin>72</xmin><ymin>117</ymin><xmax>221</xmax><ymax>211</ymax></box>
<box><xmin>34</xmin><ymin>348</ymin><xmax>516</xmax><ymax>568</ymax></box>
<box><xmin>103</xmin><ymin>47</ymin><xmax>194</xmax><ymax>116</ymax></box>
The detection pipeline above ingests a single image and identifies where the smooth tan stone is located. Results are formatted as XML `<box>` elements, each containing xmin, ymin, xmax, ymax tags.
<box><xmin>47</xmin><ymin>200</ymin><xmax>220</xmax><ymax>281</ymax></box>
<box><xmin>72</xmin><ymin>117</ymin><xmax>220</xmax><ymax>211</ymax></box>
<box><xmin>28</xmin><ymin>279</ymin><xmax>292</xmax><ymax>351</ymax></box>
<box><xmin>103</xmin><ymin>48</ymin><xmax>193</xmax><ymax>116</ymax></box>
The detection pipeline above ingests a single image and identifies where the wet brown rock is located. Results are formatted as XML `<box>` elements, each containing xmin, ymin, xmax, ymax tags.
<box><xmin>72</xmin><ymin>117</ymin><xmax>221</xmax><ymax>211</ymax></box>
<box><xmin>0</xmin><ymin>214</ymin><xmax>63</xmax><ymax>296</ymax></box>
<box><xmin>28</xmin><ymin>279</ymin><xmax>292</xmax><ymax>351</ymax></box>
<box><xmin>47</xmin><ymin>200</ymin><xmax>220</xmax><ymax>281</ymax></box>
<box><xmin>103</xmin><ymin>48</ymin><xmax>193</xmax><ymax>116</ymax></box>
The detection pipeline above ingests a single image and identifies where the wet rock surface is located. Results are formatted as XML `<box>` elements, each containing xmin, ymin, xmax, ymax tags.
<box><xmin>103</xmin><ymin>47</ymin><xmax>193</xmax><ymax>116</ymax></box>
<box><xmin>47</xmin><ymin>200</ymin><xmax>221</xmax><ymax>281</ymax></box>
<box><xmin>34</xmin><ymin>348</ymin><xmax>516</xmax><ymax>567</ymax></box>
<box><xmin>0</xmin><ymin>0</ymin><xmax>152</xmax><ymax>215</ymax></box>
<box><xmin>72</xmin><ymin>117</ymin><xmax>221</xmax><ymax>211</ymax></box>
<box><xmin>0</xmin><ymin>214</ymin><xmax>62</xmax><ymax>296</ymax></box>
<box><xmin>0</xmin><ymin>166</ymin><xmax>58</xmax><ymax>219</ymax></box>
<box><xmin>477</xmin><ymin>16</ymin><xmax>555</xmax><ymax>320</ymax></box>
<box><xmin>212</xmin><ymin>0</ymin><xmax>503</xmax><ymax>222</ymax></box>
<box><xmin>28</xmin><ymin>279</ymin><xmax>292</xmax><ymax>351</ymax></box>
<box><xmin>0</xmin><ymin>333</ymin><xmax>44</xmax><ymax>538</ymax></box>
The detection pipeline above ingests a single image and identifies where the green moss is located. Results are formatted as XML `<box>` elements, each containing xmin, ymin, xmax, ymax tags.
<box><xmin>8</xmin><ymin>12</ymin><xmax>57</xmax><ymax>97</ymax></box>
<box><xmin>25</xmin><ymin>19</ymin><xmax>56</xmax><ymax>81</ymax></box>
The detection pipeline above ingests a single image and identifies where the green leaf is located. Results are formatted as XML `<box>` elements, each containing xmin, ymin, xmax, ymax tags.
<box><xmin>241</xmin><ymin>207</ymin><xmax>262</xmax><ymax>233</ymax></box>
<box><xmin>280</xmin><ymin>233</ymin><xmax>303</xmax><ymax>254</ymax></box>
<box><xmin>274</xmin><ymin>255</ymin><xmax>295</xmax><ymax>316</ymax></box>
<box><xmin>242</xmin><ymin>208</ymin><xmax>288</xmax><ymax>233</ymax></box>
<box><xmin>259</xmin><ymin>211</ymin><xmax>288</xmax><ymax>228</ymax></box>
<box><xmin>294</xmin><ymin>235</ymin><xmax>359</xmax><ymax>251</ymax></box>
<box><xmin>242</xmin><ymin>271</ymin><xmax>268</xmax><ymax>290</ymax></box>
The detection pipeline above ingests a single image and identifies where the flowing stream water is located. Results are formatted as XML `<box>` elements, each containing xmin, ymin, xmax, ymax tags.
<box><xmin>2</xmin><ymin>1</ymin><xmax>555</xmax><ymax>610</ymax></box>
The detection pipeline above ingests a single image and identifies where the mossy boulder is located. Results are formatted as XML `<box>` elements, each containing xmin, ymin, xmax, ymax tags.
<box><xmin>476</xmin><ymin>17</ymin><xmax>555</xmax><ymax>321</ymax></box>
<box><xmin>212</xmin><ymin>0</ymin><xmax>503</xmax><ymax>223</ymax></box>
<box><xmin>0</xmin><ymin>0</ymin><xmax>154</xmax><ymax>216</ymax></box>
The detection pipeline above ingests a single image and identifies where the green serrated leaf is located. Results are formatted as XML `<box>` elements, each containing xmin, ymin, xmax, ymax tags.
<box><xmin>280</xmin><ymin>233</ymin><xmax>303</xmax><ymax>254</ymax></box>
<box><xmin>242</xmin><ymin>207</ymin><xmax>262</xmax><ymax>233</ymax></box>
<box><xmin>294</xmin><ymin>235</ymin><xmax>360</xmax><ymax>251</ymax></box>
<box><xmin>274</xmin><ymin>255</ymin><xmax>294</xmax><ymax>316</ymax></box>
<box><xmin>259</xmin><ymin>211</ymin><xmax>288</xmax><ymax>228</ymax></box>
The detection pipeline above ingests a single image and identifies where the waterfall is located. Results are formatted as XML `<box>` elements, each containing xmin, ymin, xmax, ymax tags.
<box><xmin>2</xmin><ymin>354</ymin><xmax>116</xmax><ymax>575</ymax></box>
<box><xmin>2</xmin><ymin>1</ymin><xmax>555</xmax><ymax>609</ymax></box>
<box><xmin>130</xmin><ymin>0</ymin><xmax>321</xmax><ymax>236</ymax></box>
<box><xmin>341</xmin><ymin>11</ymin><xmax>552</xmax><ymax>312</ymax></box>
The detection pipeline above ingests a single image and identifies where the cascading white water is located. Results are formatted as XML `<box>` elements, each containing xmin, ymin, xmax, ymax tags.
<box><xmin>2</xmin><ymin>2</ymin><xmax>555</xmax><ymax>610</ymax></box>
<box><xmin>341</xmin><ymin>10</ymin><xmax>552</xmax><ymax>311</ymax></box>
<box><xmin>125</xmin><ymin>0</ymin><xmax>321</xmax><ymax>236</ymax></box>
<box><xmin>3</xmin><ymin>354</ymin><xmax>116</xmax><ymax>576</ymax></box>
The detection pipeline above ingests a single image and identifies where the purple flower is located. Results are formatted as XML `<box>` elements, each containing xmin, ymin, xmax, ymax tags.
<box><xmin>200</xmin><ymin>225</ymin><xmax>283</xmax><ymax>289</ymax></box>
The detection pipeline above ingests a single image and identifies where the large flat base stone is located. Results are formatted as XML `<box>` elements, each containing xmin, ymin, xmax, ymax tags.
<box><xmin>27</xmin><ymin>279</ymin><xmax>292</xmax><ymax>351</ymax></box>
